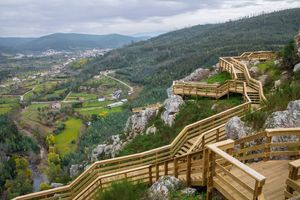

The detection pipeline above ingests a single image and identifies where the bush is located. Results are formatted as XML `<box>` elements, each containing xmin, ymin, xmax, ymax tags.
<box><xmin>95</xmin><ymin>180</ymin><xmax>147</xmax><ymax>200</ymax></box>
<box><xmin>39</xmin><ymin>182</ymin><xmax>52</xmax><ymax>191</ymax></box>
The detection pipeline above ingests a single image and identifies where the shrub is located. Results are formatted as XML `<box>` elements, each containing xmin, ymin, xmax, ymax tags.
<box><xmin>39</xmin><ymin>182</ymin><xmax>52</xmax><ymax>191</ymax></box>
<box><xmin>95</xmin><ymin>180</ymin><xmax>147</xmax><ymax>200</ymax></box>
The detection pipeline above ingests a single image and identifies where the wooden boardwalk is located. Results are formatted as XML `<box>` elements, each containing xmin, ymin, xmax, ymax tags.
<box><xmin>15</xmin><ymin>51</ymin><xmax>289</xmax><ymax>200</ymax></box>
<box><xmin>230</xmin><ymin>160</ymin><xmax>290</xmax><ymax>200</ymax></box>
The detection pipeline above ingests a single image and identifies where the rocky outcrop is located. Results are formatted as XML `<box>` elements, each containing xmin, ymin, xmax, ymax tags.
<box><xmin>50</xmin><ymin>183</ymin><xmax>63</xmax><ymax>188</ymax></box>
<box><xmin>90</xmin><ymin>134</ymin><xmax>124</xmax><ymax>161</ymax></box>
<box><xmin>125</xmin><ymin>108</ymin><xmax>158</xmax><ymax>139</ymax></box>
<box><xmin>225</xmin><ymin>117</ymin><xmax>253</xmax><ymax>140</ymax></box>
<box><xmin>161</xmin><ymin>95</ymin><xmax>184</xmax><ymax>126</ymax></box>
<box><xmin>265</xmin><ymin>100</ymin><xmax>300</xmax><ymax>151</ymax></box>
<box><xmin>69</xmin><ymin>164</ymin><xmax>80</xmax><ymax>178</ymax></box>
<box><xmin>265</xmin><ymin>100</ymin><xmax>300</xmax><ymax>128</ymax></box>
<box><xmin>180</xmin><ymin>68</ymin><xmax>211</xmax><ymax>82</ymax></box>
<box><xmin>148</xmin><ymin>176</ymin><xmax>182</xmax><ymax>200</ymax></box>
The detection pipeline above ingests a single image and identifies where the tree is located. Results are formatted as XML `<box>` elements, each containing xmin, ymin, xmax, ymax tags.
<box><xmin>281</xmin><ymin>39</ymin><xmax>300</xmax><ymax>71</ymax></box>
<box><xmin>5</xmin><ymin>157</ymin><xmax>33</xmax><ymax>199</ymax></box>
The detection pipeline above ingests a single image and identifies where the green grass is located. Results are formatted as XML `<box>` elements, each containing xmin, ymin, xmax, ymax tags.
<box><xmin>67</xmin><ymin>92</ymin><xmax>98</xmax><ymax>101</ymax></box>
<box><xmin>82</xmin><ymin>100</ymin><xmax>112</xmax><ymax>108</ymax></box>
<box><xmin>54</xmin><ymin>118</ymin><xmax>83</xmax><ymax>155</ymax></box>
<box><xmin>76</xmin><ymin>106</ymin><xmax>123</xmax><ymax>116</ymax></box>
<box><xmin>0</xmin><ymin>97</ymin><xmax>19</xmax><ymax>114</ymax></box>
<box><xmin>0</xmin><ymin>107</ymin><xmax>12</xmax><ymax>114</ymax></box>
<box><xmin>204</xmin><ymin>72</ymin><xmax>231</xmax><ymax>84</ymax></box>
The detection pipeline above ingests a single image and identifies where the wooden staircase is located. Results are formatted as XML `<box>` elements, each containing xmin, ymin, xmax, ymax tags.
<box><xmin>175</xmin><ymin>140</ymin><xmax>194</xmax><ymax>157</ymax></box>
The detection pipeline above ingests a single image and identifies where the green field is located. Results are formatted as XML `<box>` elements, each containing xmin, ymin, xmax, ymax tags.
<box><xmin>0</xmin><ymin>97</ymin><xmax>19</xmax><ymax>114</ymax></box>
<box><xmin>75</xmin><ymin>106</ymin><xmax>123</xmax><ymax>116</ymax></box>
<box><xmin>54</xmin><ymin>118</ymin><xmax>83</xmax><ymax>155</ymax></box>
<box><xmin>66</xmin><ymin>92</ymin><xmax>98</xmax><ymax>101</ymax></box>
<box><xmin>22</xmin><ymin>103</ymin><xmax>49</xmax><ymax>121</ymax></box>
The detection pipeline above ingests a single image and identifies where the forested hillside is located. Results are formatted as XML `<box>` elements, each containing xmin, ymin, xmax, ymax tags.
<box><xmin>0</xmin><ymin>33</ymin><xmax>144</xmax><ymax>52</ymax></box>
<box><xmin>79</xmin><ymin>8</ymin><xmax>300</xmax><ymax>106</ymax></box>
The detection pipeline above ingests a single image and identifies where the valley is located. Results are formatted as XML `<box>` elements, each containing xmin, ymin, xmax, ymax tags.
<box><xmin>1</xmin><ymin>7</ymin><xmax>300</xmax><ymax>200</ymax></box>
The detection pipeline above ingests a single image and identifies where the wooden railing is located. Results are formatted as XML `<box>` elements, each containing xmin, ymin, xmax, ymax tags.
<box><xmin>207</xmin><ymin>140</ymin><xmax>266</xmax><ymax>200</ymax></box>
<box><xmin>285</xmin><ymin>159</ymin><xmax>300</xmax><ymax>199</ymax></box>
<box><xmin>219</xmin><ymin>55</ymin><xmax>268</xmax><ymax>102</ymax></box>
<box><xmin>14</xmin><ymin>51</ymin><xmax>275</xmax><ymax>200</ymax></box>
<box><xmin>240</xmin><ymin>51</ymin><xmax>277</xmax><ymax>61</ymax></box>
<box><xmin>172</xmin><ymin>80</ymin><xmax>245</xmax><ymax>99</ymax></box>
<box><xmin>233</xmin><ymin>128</ymin><xmax>300</xmax><ymax>162</ymax></box>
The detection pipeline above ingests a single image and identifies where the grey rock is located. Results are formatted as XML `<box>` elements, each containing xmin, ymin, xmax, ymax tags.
<box><xmin>50</xmin><ymin>183</ymin><xmax>63</xmax><ymax>188</ymax></box>
<box><xmin>249</xmin><ymin>66</ymin><xmax>260</xmax><ymax>76</ymax></box>
<box><xmin>265</xmin><ymin>100</ymin><xmax>300</xmax><ymax>152</ymax></box>
<box><xmin>225</xmin><ymin>117</ymin><xmax>253</xmax><ymax>140</ymax></box>
<box><xmin>161</xmin><ymin>95</ymin><xmax>184</xmax><ymax>126</ymax></box>
<box><xmin>69</xmin><ymin>164</ymin><xmax>79</xmax><ymax>178</ymax></box>
<box><xmin>294</xmin><ymin>63</ymin><xmax>300</xmax><ymax>73</ymax></box>
<box><xmin>180</xmin><ymin>187</ymin><xmax>197</xmax><ymax>196</ymax></box>
<box><xmin>91</xmin><ymin>144</ymin><xmax>106</xmax><ymax>161</ymax></box>
<box><xmin>146</xmin><ymin>125</ymin><xmax>157</xmax><ymax>135</ymax></box>
<box><xmin>180</xmin><ymin>68</ymin><xmax>210</xmax><ymax>82</ymax></box>
<box><xmin>258</xmin><ymin>75</ymin><xmax>268</xmax><ymax>86</ymax></box>
<box><xmin>148</xmin><ymin>176</ymin><xmax>182</xmax><ymax>200</ymax></box>
<box><xmin>274</xmin><ymin>80</ymin><xmax>281</xmax><ymax>89</ymax></box>
<box><xmin>125</xmin><ymin>108</ymin><xmax>157</xmax><ymax>138</ymax></box>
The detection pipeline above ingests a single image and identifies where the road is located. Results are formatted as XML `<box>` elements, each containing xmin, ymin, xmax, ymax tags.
<box><xmin>103</xmin><ymin>73</ymin><xmax>134</xmax><ymax>94</ymax></box>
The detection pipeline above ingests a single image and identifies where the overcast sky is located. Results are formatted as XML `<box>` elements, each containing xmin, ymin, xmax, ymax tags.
<box><xmin>0</xmin><ymin>0</ymin><xmax>300</xmax><ymax>37</ymax></box>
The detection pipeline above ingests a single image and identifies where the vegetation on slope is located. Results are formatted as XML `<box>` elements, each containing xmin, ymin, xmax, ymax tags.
<box><xmin>119</xmin><ymin>95</ymin><xmax>242</xmax><ymax>156</ymax></box>
<box><xmin>245</xmin><ymin>39</ymin><xmax>300</xmax><ymax>130</ymax></box>
<box><xmin>0</xmin><ymin>114</ymin><xmax>39</xmax><ymax>199</ymax></box>
<box><xmin>76</xmin><ymin>8</ymin><xmax>300</xmax><ymax>106</ymax></box>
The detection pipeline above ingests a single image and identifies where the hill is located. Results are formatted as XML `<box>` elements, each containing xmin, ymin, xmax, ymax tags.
<box><xmin>79</xmin><ymin>8</ymin><xmax>300</xmax><ymax>105</ymax></box>
<box><xmin>0</xmin><ymin>33</ymin><xmax>145</xmax><ymax>52</ymax></box>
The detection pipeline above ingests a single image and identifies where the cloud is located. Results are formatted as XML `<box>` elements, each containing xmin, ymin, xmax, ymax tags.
<box><xmin>0</xmin><ymin>0</ymin><xmax>299</xmax><ymax>37</ymax></box>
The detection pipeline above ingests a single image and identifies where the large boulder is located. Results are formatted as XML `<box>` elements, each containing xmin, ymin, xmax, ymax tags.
<box><xmin>265</xmin><ymin>100</ymin><xmax>300</xmax><ymax>151</ymax></box>
<box><xmin>265</xmin><ymin>100</ymin><xmax>300</xmax><ymax>128</ymax></box>
<box><xmin>148</xmin><ymin>176</ymin><xmax>182</xmax><ymax>200</ymax></box>
<box><xmin>161</xmin><ymin>95</ymin><xmax>184</xmax><ymax>126</ymax></box>
<box><xmin>294</xmin><ymin>63</ymin><xmax>300</xmax><ymax>73</ymax></box>
<box><xmin>225</xmin><ymin>117</ymin><xmax>253</xmax><ymax>140</ymax></box>
<box><xmin>124</xmin><ymin>108</ymin><xmax>157</xmax><ymax>139</ymax></box>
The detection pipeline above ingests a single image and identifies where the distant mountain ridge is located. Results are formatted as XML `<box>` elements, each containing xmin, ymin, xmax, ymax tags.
<box><xmin>0</xmin><ymin>33</ymin><xmax>147</xmax><ymax>53</ymax></box>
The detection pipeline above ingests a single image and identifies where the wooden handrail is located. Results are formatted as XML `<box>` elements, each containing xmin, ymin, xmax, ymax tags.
<box><xmin>208</xmin><ymin>140</ymin><xmax>266</xmax><ymax>182</ymax></box>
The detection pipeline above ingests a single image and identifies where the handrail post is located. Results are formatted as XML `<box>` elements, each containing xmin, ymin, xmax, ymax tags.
<box><xmin>155</xmin><ymin>164</ymin><xmax>159</xmax><ymax>181</ymax></box>
<box><xmin>174</xmin><ymin>158</ymin><xmax>178</xmax><ymax>178</ymax></box>
<box><xmin>164</xmin><ymin>161</ymin><xmax>168</xmax><ymax>175</ymax></box>
<box><xmin>206</xmin><ymin>150</ymin><xmax>216</xmax><ymax>200</ymax></box>
<box><xmin>287</xmin><ymin>164</ymin><xmax>299</xmax><ymax>195</ymax></box>
<box><xmin>186</xmin><ymin>154</ymin><xmax>191</xmax><ymax>186</ymax></box>
<box><xmin>264</xmin><ymin>135</ymin><xmax>272</xmax><ymax>161</ymax></box>
<box><xmin>253</xmin><ymin>180</ymin><xmax>264</xmax><ymax>200</ymax></box>
<box><xmin>149</xmin><ymin>166</ymin><xmax>153</xmax><ymax>185</ymax></box>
